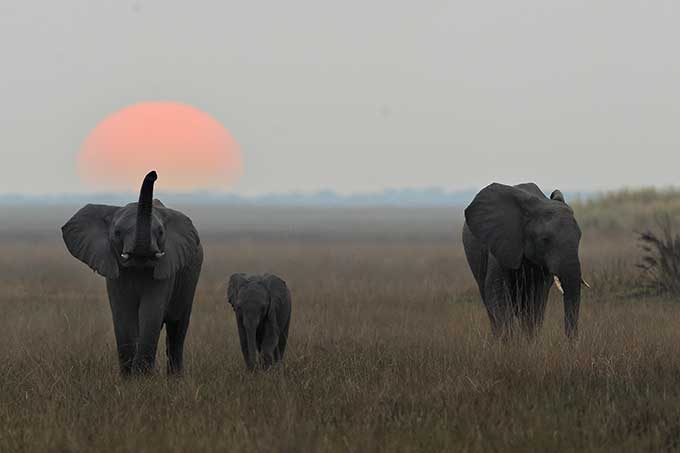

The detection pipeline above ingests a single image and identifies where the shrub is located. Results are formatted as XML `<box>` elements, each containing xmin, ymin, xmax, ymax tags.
<box><xmin>637</xmin><ymin>214</ymin><xmax>680</xmax><ymax>296</ymax></box>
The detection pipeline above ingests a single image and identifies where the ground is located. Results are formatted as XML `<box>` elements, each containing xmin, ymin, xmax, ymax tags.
<box><xmin>1</xmin><ymin>202</ymin><xmax>680</xmax><ymax>452</ymax></box>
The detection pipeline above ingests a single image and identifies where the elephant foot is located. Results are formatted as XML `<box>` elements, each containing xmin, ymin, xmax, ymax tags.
<box><xmin>117</xmin><ymin>346</ymin><xmax>135</xmax><ymax>376</ymax></box>
<box><xmin>262</xmin><ymin>355</ymin><xmax>274</xmax><ymax>370</ymax></box>
<box><xmin>166</xmin><ymin>363</ymin><xmax>184</xmax><ymax>377</ymax></box>
<box><xmin>131</xmin><ymin>358</ymin><xmax>157</xmax><ymax>376</ymax></box>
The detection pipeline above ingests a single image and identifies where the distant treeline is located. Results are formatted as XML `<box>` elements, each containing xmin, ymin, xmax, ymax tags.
<box><xmin>1</xmin><ymin>188</ymin><xmax>680</xmax><ymax>241</ymax></box>
<box><xmin>0</xmin><ymin>187</ymin><xmax>582</xmax><ymax>207</ymax></box>
<box><xmin>573</xmin><ymin>187</ymin><xmax>680</xmax><ymax>232</ymax></box>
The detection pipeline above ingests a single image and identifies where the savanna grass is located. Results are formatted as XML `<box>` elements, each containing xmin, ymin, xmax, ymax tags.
<box><xmin>1</xmin><ymin>205</ymin><xmax>680</xmax><ymax>452</ymax></box>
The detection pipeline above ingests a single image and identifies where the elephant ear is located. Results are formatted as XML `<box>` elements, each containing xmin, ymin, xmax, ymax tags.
<box><xmin>550</xmin><ymin>189</ymin><xmax>566</xmax><ymax>203</ymax></box>
<box><xmin>464</xmin><ymin>183</ymin><xmax>542</xmax><ymax>270</ymax></box>
<box><xmin>227</xmin><ymin>273</ymin><xmax>248</xmax><ymax>307</ymax></box>
<box><xmin>153</xmin><ymin>207</ymin><xmax>201</xmax><ymax>280</ymax></box>
<box><xmin>61</xmin><ymin>204</ymin><xmax>121</xmax><ymax>278</ymax></box>
<box><xmin>263</xmin><ymin>274</ymin><xmax>288</xmax><ymax>317</ymax></box>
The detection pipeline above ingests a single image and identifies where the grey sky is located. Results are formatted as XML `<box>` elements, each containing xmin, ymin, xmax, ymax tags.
<box><xmin>1</xmin><ymin>1</ymin><xmax>679</xmax><ymax>195</ymax></box>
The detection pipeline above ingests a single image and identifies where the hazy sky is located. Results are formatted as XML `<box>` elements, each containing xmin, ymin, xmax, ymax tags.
<box><xmin>1</xmin><ymin>1</ymin><xmax>679</xmax><ymax>195</ymax></box>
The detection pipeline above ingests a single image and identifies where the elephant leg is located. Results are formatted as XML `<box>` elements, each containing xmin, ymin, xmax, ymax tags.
<box><xmin>237</xmin><ymin>321</ymin><xmax>255</xmax><ymax>371</ymax></box>
<box><xmin>260</xmin><ymin>320</ymin><xmax>281</xmax><ymax>369</ymax></box>
<box><xmin>485</xmin><ymin>303</ymin><xmax>513</xmax><ymax>338</ymax></box>
<box><xmin>132</xmin><ymin>281</ymin><xmax>172</xmax><ymax>375</ymax></box>
<box><xmin>106</xmin><ymin>279</ymin><xmax>139</xmax><ymax>376</ymax></box>
<box><xmin>277</xmin><ymin>324</ymin><xmax>289</xmax><ymax>361</ymax></box>
<box><xmin>277</xmin><ymin>338</ymin><xmax>287</xmax><ymax>360</ymax></box>
<box><xmin>164</xmin><ymin>268</ymin><xmax>199</xmax><ymax>375</ymax></box>
<box><xmin>277</xmin><ymin>314</ymin><xmax>290</xmax><ymax>360</ymax></box>
<box><xmin>518</xmin><ymin>300</ymin><xmax>545</xmax><ymax>337</ymax></box>
<box><xmin>165</xmin><ymin>318</ymin><xmax>189</xmax><ymax>375</ymax></box>
<box><xmin>483</xmin><ymin>262</ymin><xmax>515</xmax><ymax>338</ymax></box>
<box><xmin>112</xmin><ymin>319</ymin><xmax>138</xmax><ymax>375</ymax></box>
<box><xmin>518</xmin><ymin>272</ymin><xmax>551</xmax><ymax>337</ymax></box>
<box><xmin>463</xmin><ymin>224</ymin><xmax>489</xmax><ymax>301</ymax></box>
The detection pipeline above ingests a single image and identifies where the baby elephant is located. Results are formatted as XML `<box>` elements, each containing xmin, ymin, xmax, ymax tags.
<box><xmin>227</xmin><ymin>273</ymin><xmax>292</xmax><ymax>370</ymax></box>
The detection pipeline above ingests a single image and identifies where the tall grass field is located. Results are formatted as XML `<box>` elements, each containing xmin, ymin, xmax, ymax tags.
<box><xmin>2</xmin><ymin>192</ymin><xmax>680</xmax><ymax>452</ymax></box>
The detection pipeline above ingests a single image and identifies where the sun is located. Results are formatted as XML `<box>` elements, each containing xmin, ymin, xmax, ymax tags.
<box><xmin>78</xmin><ymin>102</ymin><xmax>243</xmax><ymax>191</ymax></box>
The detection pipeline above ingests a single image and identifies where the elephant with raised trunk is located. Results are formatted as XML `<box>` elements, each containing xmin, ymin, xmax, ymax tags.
<box><xmin>463</xmin><ymin>183</ymin><xmax>589</xmax><ymax>338</ymax></box>
<box><xmin>227</xmin><ymin>273</ymin><xmax>292</xmax><ymax>371</ymax></box>
<box><xmin>62</xmin><ymin>171</ymin><xmax>203</xmax><ymax>375</ymax></box>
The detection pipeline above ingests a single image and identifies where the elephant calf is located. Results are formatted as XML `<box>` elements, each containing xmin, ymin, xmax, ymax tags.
<box><xmin>227</xmin><ymin>273</ymin><xmax>292</xmax><ymax>370</ymax></box>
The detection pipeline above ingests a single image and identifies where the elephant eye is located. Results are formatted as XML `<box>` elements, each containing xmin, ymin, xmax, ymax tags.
<box><xmin>114</xmin><ymin>229</ymin><xmax>122</xmax><ymax>238</ymax></box>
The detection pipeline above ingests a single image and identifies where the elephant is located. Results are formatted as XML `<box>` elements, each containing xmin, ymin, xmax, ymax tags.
<box><xmin>62</xmin><ymin>171</ymin><xmax>203</xmax><ymax>375</ymax></box>
<box><xmin>227</xmin><ymin>273</ymin><xmax>292</xmax><ymax>370</ymax></box>
<box><xmin>462</xmin><ymin>182</ymin><xmax>589</xmax><ymax>338</ymax></box>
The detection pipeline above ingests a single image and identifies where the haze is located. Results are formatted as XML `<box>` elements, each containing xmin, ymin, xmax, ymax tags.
<box><xmin>1</xmin><ymin>1</ymin><xmax>679</xmax><ymax>195</ymax></box>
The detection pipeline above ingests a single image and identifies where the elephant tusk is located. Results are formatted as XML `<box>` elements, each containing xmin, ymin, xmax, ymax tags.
<box><xmin>121</xmin><ymin>253</ymin><xmax>130</xmax><ymax>260</ymax></box>
<box><xmin>553</xmin><ymin>276</ymin><xmax>565</xmax><ymax>294</ymax></box>
<box><xmin>155</xmin><ymin>251</ymin><xmax>166</xmax><ymax>258</ymax></box>
<box><xmin>581</xmin><ymin>278</ymin><xmax>592</xmax><ymax>289</ymax></box>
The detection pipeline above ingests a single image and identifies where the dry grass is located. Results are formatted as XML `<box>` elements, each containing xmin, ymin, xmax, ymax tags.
<box><xmin>1</xmin><ymin>206</ymin><xmax>680</xmax><ymax>452</ymax></box>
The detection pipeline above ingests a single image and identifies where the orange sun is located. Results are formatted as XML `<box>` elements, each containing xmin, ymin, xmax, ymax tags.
<box><xmin>79</xmin><ymin>102</ymin><xmax>243</xmax><ymax>191</ymax></box>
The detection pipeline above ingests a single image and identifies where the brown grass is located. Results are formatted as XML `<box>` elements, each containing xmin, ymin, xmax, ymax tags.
<box><xmin>1</xmin><ymin>206</ymin><xmax>680</xmax><ymax>452</ymax></box>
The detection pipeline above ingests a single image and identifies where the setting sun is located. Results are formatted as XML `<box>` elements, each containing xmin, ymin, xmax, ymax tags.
<box><xmin>78</xmin><ymin>102</ymin><xmax>243</xmax><ymax>191</ymax></box>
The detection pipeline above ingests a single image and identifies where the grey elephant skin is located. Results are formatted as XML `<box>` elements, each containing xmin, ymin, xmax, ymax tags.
<box><xmin>62</xmin><ymin>171</ymin><xmax>203</xmax><ymax>375</ymax></box>
<box><xmin>462</xmin><ymin>182</ymin><xmax>585</xmax><ymax>338</ymax></box>
<box><xmin>227</xmin><ymin>273</ymin><xmax>292</xmax><ymax>370</ymax></box>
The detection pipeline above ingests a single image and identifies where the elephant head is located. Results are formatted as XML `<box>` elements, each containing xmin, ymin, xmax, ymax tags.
<box><xmin>227</xmin><ymin>273</ymin><xmax>286</xmax><ymax>370</ymax></box>
<box><xmin>464</xmin><ymin>183</ymin><xmax>586</xmax><ymax>337</ymax></box>
<box><xmin>62</xmin><ymin>171</ymin><xmax>200</xmax><ymax>280</ymax></box>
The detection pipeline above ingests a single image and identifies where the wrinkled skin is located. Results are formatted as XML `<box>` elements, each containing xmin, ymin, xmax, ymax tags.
<box><xmin>62</xmin><ymin>171</ymin><xmax>203</xmax><ymax>375</ymax></box>
<box><xmin>462</xmin><ymin>183</ymin><xmax>584</xmax><ymax>338</ymax></box>
<box><xmin>227</xmin><ymin>273</ymin><xmax>292</xmax><ymax>371</ymax></box>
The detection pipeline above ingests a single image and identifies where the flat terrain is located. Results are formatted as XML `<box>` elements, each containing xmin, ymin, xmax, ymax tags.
<box><xmin>1</xmin><ymin>203</ymin><xmax>679</xmax><ymax>452</ymax></box>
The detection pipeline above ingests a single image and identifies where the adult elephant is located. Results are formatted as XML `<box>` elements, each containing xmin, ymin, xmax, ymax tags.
<box><xmin>462</xmin><ymin>182</ymin><xmax>589</xmax><ymax>338</ymax></box>
<box><xmin>62</xmin><ymin>171</ymin><xmax>203</xmax><ymax>375</ymax></box>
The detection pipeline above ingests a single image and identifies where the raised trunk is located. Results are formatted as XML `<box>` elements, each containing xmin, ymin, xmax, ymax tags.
<box><xmin>559</xmin><ymin>259</ymin><xmax>582</xmax><ymax>339</ymax></box>
<box><xmin>134</xmin><ymin>171</ymin><xmax>157</xmax><ymax>256</ymax></box>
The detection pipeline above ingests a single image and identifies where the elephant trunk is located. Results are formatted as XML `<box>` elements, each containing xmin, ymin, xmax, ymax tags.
<box><xmin>245</xmin><ymin>327</ymin><xmax>258</xmax><ymax>371</ymax></box>
<box><xmin>559</xmin><ymin>258</ymin><xmax>582</xmax><ymax>339</ymax></box>
<box><xmin>134</xmin><ymin>171</ymin><xmax>157</xmax><ymax>256</ymax></box>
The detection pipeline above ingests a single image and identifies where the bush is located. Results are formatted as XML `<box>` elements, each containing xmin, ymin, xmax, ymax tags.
<box><xmin>637</xmin><ymin>214</ymin><xmax>680</xmax><ymax>296</ymax></box>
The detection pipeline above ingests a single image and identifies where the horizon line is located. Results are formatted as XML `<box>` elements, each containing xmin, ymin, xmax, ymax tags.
<box><xmin>0</xmin><ymin>184</ymin><xmax>672</xmax><ymax>199</ymax></box>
